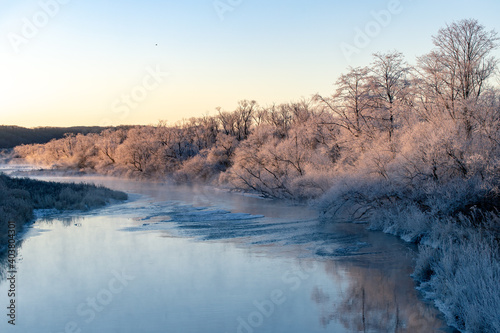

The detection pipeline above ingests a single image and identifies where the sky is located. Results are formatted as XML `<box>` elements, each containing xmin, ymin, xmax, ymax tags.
<box><xmin>1</xmin><ymin>0</ymin><xmax>500</xmax><ymax>128</ymax></box>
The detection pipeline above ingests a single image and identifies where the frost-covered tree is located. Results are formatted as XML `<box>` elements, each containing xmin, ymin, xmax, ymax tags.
<box><xmin>434</xmin><ymin>19</ymin><xmax>498</xmax><ymax>101</ymax></box>
<box><xmin>315</xmin><ymin>67</ymin><xmax>373</xmax><ymax>138</ymax></box>
<box><xmin>94</xmin><ymin>128</ymin><xmax>127</xmax><ymax>169</ymax></box>
<box><xmin>369</xmin><ymin>51</ymin><xmax>411</xmax><ymax>142</ymax></box>
<box><xmin>416</xmin><ymin>19</ymin><xmax>499</xmax><ymax>133</ymax></box>
<box><xmin>217</xmin><ymin>100</ymin><xmax>257</xmax><ymax>141</ymax></box>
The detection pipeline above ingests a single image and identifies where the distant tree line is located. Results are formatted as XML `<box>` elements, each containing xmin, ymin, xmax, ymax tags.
<box><xmin>0</xmin><ymin>125</ymin><xmax>118</xmax><ymax>149</ymax></box>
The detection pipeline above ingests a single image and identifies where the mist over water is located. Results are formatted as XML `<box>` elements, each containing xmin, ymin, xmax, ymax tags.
<box><xmin>0</xmin><ymin>170</ymin><xmax>454</xmax><ymax>333</ymax></box>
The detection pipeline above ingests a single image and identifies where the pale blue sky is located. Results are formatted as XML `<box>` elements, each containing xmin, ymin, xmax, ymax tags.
<box><xmin>1</xmin><ymin>0</ymin><xmax>499</xmax><ymax>127</ymax></box>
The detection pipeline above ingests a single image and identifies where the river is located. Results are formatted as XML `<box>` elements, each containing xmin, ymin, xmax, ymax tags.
<box><xmin>0</xmin><ymin>168</ymin><xmax>453</xmax><ymax>332</ymax></box>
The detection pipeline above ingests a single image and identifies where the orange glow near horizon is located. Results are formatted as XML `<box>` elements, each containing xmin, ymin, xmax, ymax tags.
<box><xmin>1</xmin><ymin>1</ymin><xmax>500</xmax><ymax>128</ymax></box>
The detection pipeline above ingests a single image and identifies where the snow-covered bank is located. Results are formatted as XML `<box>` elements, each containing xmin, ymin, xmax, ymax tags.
<box><xmin>318</xmin><ymin>176</ymin><xmax>500</xmax><ymax>332</ymax></box>
<box><xmin>0</xmin><ymin>173</ymin><xmax>128</xmax><ymax>252</ymax></box>
<box><xmin>414</xmin><ymin>217</ymin><xmax>500</xmax><ymax>333</ymax></box>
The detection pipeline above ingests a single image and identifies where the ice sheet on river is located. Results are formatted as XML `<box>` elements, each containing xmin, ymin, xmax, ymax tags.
<box><xmin>112</xmin><ymin>198</ymin><xmax>388</xmax><ymax>260</ymax></box>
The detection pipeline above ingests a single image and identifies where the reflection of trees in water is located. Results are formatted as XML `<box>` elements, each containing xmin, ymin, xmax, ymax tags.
<box><xmin>38</xmin><ymin>215</ymin><xmax>85</xmax><ymax>227</ymax></box>
<box><xmin>312</xmin><ymin>260</ymin><xmax>446</xmax><ymax>332</ymax></box>
<box><xmin>0</xmin><ymin>238</ymin><xmax>24</xmax><ymax>282</ymax></box>
<box><xmin>0</xmin><ymin>252</ymin><xmax>10</xmax><ymax>281</ymax></box>
<box><xmin>0</xmin><ymin>217</ymin><xmax>83</xmax><ymax>282</ymax></box>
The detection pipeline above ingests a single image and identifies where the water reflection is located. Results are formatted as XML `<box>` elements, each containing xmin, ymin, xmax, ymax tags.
<box><xmin>0</xmin><ymin>236</ymin><xmax>25</xmax><ymax>282</ymax></box>
<box><xmin>0</xmin><ymin>175</ymin><xmax>453</xmax><ymax>332</ymax></box>
<box><xmin>313</xmin><ymin>260</ymin><xmax>449</xmax><ymax>332</ymax></box>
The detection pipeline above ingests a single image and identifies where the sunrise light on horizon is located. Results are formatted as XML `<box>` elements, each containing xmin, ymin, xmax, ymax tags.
<box><xmin>1</xmin><ymin>0</ymin><xmax>500</xmax><ymax>128</ymax></box>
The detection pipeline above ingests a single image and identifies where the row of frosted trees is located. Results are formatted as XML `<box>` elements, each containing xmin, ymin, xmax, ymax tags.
<box><xmin>15</xmin><ymin>100</ymin><xmax>341</xmax><ymax>198</ymax></box>
<box><xmin>15</xmin><ymin>20</ymin><xmax>500</xmax><ymax>201</ymax></box>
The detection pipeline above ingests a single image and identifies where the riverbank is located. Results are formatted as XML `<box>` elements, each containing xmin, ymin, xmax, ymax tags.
<box><xmin>0</xmin><ymin>173</ymin><xmax>128</xmax><ymax>252</ymax></box>
<box><xmin>318</xmin><ymin>178</ymin><xmax>500</xmax><ymax>333</ymax></box>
